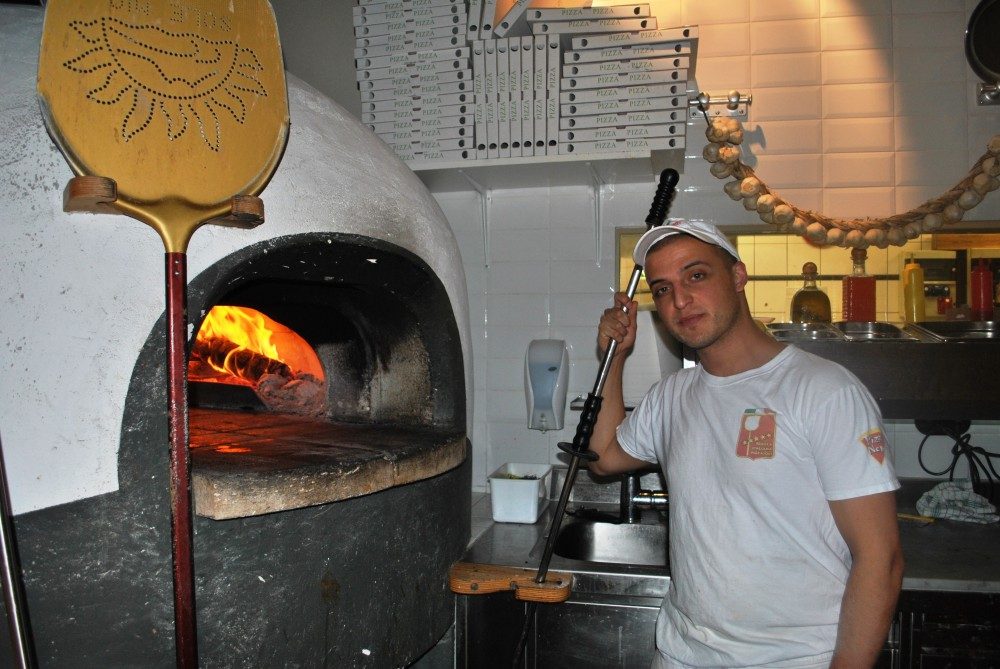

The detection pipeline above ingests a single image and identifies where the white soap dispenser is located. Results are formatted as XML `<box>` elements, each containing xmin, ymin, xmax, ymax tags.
<box><xmin>525</xmin><ymin>339</ymin><xmax>569</xmax><ymax>432</ymax></box>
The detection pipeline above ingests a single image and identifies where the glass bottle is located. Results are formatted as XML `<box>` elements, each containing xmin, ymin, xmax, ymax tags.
<box><xmin>790</xmin><ymin>262</ymin><xmax>831</xmax><ymax>323</ymax></box>
<box><xmin>971</xmin><ymin>259</ymin><xmax>994</xmax><ymax>322</ymax></box>
<box><xmin>901</xmin><ymin>258</ymin><xmax>926</xmax><ymax>323</ymax></box>
<box><xmin>842</xmin><ymin>248</ymin><xmax>877</xmax><ymax>322</ymax></box>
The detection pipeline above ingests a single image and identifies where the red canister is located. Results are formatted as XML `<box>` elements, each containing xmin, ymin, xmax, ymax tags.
<box><xmin>970</xmin><ymin>260</ymin><xmax>994</xmax><ymax>321</ymax></box>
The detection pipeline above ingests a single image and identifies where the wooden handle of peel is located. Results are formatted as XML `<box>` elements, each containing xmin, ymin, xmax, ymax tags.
<box><xmin>63</xmin><ymin>177</ymin><xmax>264</xmax><ymax>230</ymax></box>
<box><xmin>63</xmin><ymin>176</ymin><xmax>119</xmax><ymax>214</ymax></box>
<box><xmin>449</xmin><ymin>562</ymin><xmax>572</xmax><ymax>603</ymax></box>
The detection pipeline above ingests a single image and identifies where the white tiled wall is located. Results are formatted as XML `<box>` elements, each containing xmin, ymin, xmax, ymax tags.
<box><xmin>433</xmin><ymin>0</ymin><xmax>1000</xmax><ymax>491</ymax></box>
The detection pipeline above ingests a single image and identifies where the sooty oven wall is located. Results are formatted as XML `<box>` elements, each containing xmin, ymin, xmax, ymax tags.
<box><xmin>1</xmin><ymin>232</ymin><xmax>470</xmax><ymax>668</ymax></box>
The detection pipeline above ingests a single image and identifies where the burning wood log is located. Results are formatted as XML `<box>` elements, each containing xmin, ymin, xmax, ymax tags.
<box><xmin>189</xmin><ymin>337</ymin><xmax>292</xmax><ymax>385</ymax></box>
<box><xmin>189</xmin><ymin>338</ymin><xmax>326</xmax><ymax>416</ymax></box>
<box><xmin>257</xmin><ymin>373</ymin><xmax>325</xmax><ymax>417</ymax></box>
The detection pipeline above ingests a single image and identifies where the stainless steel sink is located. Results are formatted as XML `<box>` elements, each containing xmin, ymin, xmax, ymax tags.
<box><xmin>832</xmin><ymin>321</ymin><xmax>920</xmax><ymax>341</ymax></box>
<box><xmin>766</xmin><ymin>322</ymin><xmax>844</xmax><ymax>341</ymax></box>
<box><xmin>911</xmin><ymin>321</ymin><xmax>999</xmax><ymax>341</ymax></box>
<box><xmin>550</xmin><ymin>518</ymin><xmax>667</xmax><ymax>567</ymax></box>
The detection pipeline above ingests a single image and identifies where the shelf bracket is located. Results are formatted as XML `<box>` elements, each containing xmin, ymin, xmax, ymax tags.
<box><xmin>688</xmin><ymin>89</ymin><xmax>752</xmax><ymax>120</ymax></box>
<box><xmin>459</xmin><ymin>169</ymin><xmax>492</xmax><ymax>268</ymax></box>
<box><xmin>586</xmin><ymin>161</ymin><xmax>605</xmax><ymax>267</ymax></box>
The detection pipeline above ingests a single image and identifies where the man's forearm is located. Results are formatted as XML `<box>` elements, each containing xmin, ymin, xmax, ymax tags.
<box><xmin>587</xmin><ymin>355</ymin><xmax>632</xmax><ymax>474</ymax></box>
<box><xmin>831</xmin><ymin>551</ymin><xmax>903</xmax><ymax>667</ymax></box>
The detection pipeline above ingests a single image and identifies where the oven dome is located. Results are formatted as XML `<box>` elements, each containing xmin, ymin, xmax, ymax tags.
<box><xmin>0</xmin><ymin>4</ymin><xmax>471</xmax><ymax>514</ymax></box>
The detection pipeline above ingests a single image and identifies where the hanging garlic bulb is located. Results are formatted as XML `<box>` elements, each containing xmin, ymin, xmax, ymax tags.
<box><xmin>719</xmin><ymin>145</ymin><xmax>741</xmax><ymax>164</ymax></box>
<box><xmin>743</xmin><ymin>195</ymin><xmax>759</xmax><ymax>210</ymax></box>
<box><xmin>922</xmin><ymin>212</ymin><xmax>944</xmax><ymax>230</ymax></box>
<box><xmin>739</xmin><ymin>177</ymin><xmax>761</xmax><ymax>198</ymax></box>
<box><xmin>773</xmin><ymin>204</ymin><xmax>795</xmax><ymax>226</ymax></box>
<box><xmin>988</xmin><ymin>134</ymin><xmax>1000</xmax><ymax>155</ymax></box>
<box><xmin>755</xmin><ymin>193</ymin><xmax>776</xmax><ymax>213</ymax></box>
<box><xmin>710</xmin><ymin>161</ymin><xmax>734</xmax><ymax>178</ymax></box>
<box><xmin>887</xmin><ymin>227</ymin><xmax>907</xmax><ymax>246</ymax></box>
<box><xmin>826</xmin><ymin>227</ymin><xmax>846</xmax><ymax>246</ymax></box>
<box><xmin>865</xmin><ymin>228</ymin><xmax>888</xmax><ymax>248</ymax></box>
<box><xmin>903</xmin><ymin>222</ymin><xmax>922</xmax><ymax>239</ymax></box>
<box><xmin>943</xmin><ymin>203</ymin><xmax>965</xmax><ymax>222</ymax></box>
<box><xmin>706</xmin><ymin>121</ymin><xmax>728</xmax><ymax>142</ymax></box>
<box><xmin>973</xmin><ymin>173</ymin><xmax>993</xmax><ymax>194</ymax></box>
<box><xmin>805</xmin><ymin>222</ymin><xmax>827</xmax><ymax>243</ymax></box>
<box><xmin>791</xmin><ymin>217</ymin><xmax>808</xmax><ymax>235</ymax></box>
<box><xmin>984</xmin><ymin>156</ymin><xmax>1000</xmax><ymax>177</ymax></box>
<box><xmin>958</xmin><ymin>189</ymin><xmax>983</xmax><ymax>209</ymax></box>
<box><xmin>723</xmin><ymin>180</ymin><xmax>743</xmax><ymax>200</ymax></box>
<box><xmin>845</xmin><ymin>230</ymin><xmax>866</xmax><ymax>248</ymax></box>
<box><xmin>703</xmin><ymin>143</ymin><xmax>721</xmax><ymax>162</ymax></box>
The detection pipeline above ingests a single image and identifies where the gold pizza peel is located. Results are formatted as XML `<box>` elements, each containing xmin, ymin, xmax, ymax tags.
<box><xmin>37</xmin><ymin>2</ymin><xmax>289</xmax><ymax>665</ymax></box>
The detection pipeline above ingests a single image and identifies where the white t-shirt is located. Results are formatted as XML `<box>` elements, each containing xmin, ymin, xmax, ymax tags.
<box><xmin>617</xmin><ymin>345</ymin><xmax>899</xmax><ymax>668</ymax></box>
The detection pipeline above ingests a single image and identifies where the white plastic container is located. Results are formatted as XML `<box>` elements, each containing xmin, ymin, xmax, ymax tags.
<box><xmin>488</xmin><ymin>463</ymin><xmax>552</xmax><ymax>523</ymax></box>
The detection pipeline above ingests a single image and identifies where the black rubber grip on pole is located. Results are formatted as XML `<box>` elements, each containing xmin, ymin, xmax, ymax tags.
<box><xmin>557</xmin><ymin>393</ymin><xmax>602</xmax><ymax>461</ymax></box>
<box><xmin>644</xmin><ymin>168</ymin><xmax>679</xmax><ymax>229</ymax></box>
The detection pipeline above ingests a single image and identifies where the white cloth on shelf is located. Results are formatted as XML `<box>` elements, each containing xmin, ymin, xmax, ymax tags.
<box><xmin>916</xmin><ymin>480</ymin><xmax>999</xmax><ymax>524</ymax></box>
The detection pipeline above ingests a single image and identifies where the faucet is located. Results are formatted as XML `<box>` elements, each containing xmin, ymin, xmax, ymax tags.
<box><xmin>620</xmin><ymin>470</ymin><xmax>669</xmax><ymax>524</ymax></box>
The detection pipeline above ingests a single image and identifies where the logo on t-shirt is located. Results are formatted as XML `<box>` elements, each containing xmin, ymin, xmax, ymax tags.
<box><xmin>859</xmin><ymin>428</ymin><xmax>887</xmax><ymax>465</ymax></box>
<box><xmin>736</xmin><ymin>408</ymin><xmax>776</xmax><ymax>460</ymax></box>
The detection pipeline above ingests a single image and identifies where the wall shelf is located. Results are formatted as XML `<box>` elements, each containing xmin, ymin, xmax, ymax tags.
<box><xmin>409</xmin><ymin>148</ymin><xmax>684</xmax><ymax>192</ymax></box>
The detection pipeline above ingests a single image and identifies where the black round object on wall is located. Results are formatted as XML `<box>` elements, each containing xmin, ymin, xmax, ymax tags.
<box><xmin>966</xmin><ymin>0</ymin><xmax>1000</xmax><ymax>83</ymax></box>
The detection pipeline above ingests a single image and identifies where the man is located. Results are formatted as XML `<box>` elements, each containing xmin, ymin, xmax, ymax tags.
<box><xmin>589</xmin><ymin>220</ymin><xmax>904</xmax><ymax>668</ymax></box>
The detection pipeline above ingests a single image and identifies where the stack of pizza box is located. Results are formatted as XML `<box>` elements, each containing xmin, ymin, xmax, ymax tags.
<box><xmin>356</xmin><ymin>1</ymin><xmax>696</xmax><ymax>165</ymax></box>
<box><xmin>354</xmin><ymin>0</ymin><xmax>475</xmax><ymax>162</ymax></box>
<box><xmin>470</xmin><ymin>34</ymin><xmax>557</xmax><ymax>158</ymax></box>
<box><xmin>556</xmin><ymin>23</ymin><xmax>697</xmax><ymax>156</ymax></box>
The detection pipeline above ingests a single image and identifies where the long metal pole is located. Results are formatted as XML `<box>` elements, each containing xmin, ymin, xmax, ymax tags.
<box><xmin>0</xmin><ymin>434</ymin><xmax>36</xmax><ymax>669</ymax></box>
<box><xmin>512</xmin><ymin>169</ymin><xmax>679</xmax><ymax>666</ymax></box>
<box><xmin>166</xmin><ymin>252</ymin><xmax>198</xmax><ymax>668</ymax></box>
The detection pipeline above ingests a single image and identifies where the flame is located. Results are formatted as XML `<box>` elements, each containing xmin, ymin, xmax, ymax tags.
<box><xmin>189</xmin><ymin>306</ymin><xmax>325</xmax><ymax>386</ymax></box>
<box><xmin>199</xmin><ymin>306</ymin><xmax>281</xmax><ymax>366</ymax></box>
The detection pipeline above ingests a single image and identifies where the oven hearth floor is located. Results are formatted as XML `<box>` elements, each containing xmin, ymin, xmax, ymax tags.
<box><xmin>189</xmin><ymin>409</ymin><xmax>466</xmax><ymax>520</ymax></box>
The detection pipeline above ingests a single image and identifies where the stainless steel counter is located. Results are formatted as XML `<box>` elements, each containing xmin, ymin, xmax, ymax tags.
<box><xmin>464</xmin><ymin>477</ymin><xmax>1000</xmax><ymax>595</ymax></box>
<box><xmin>763</xmin><ymin>321</ymin><xmax>1000</xmax><ymax>420</ymax></box>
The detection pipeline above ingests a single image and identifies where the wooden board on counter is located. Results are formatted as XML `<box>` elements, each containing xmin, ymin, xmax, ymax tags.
<box><xmin>450</xmin><ymin>561</ymin><xmax>572</xmax><ymax>602</ymax></box>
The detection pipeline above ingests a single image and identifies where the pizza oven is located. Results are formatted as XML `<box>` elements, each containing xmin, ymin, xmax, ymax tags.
<box><xmin>0</xmin><ymin>5</ymin><xmax>471</xmax><ymax>666</ymax></box>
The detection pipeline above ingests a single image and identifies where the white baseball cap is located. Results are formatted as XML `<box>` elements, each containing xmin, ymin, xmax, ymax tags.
<box><xmin>632</xmin><ymin>219</ymin><xmax>740</xmax><ymax>265</ymax></box>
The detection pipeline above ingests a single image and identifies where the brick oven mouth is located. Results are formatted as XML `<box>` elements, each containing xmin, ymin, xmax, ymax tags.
<box><xmin>161</xmin><ymin>234</ymin><xmax>467</xmax><ymax>520</ymax></box>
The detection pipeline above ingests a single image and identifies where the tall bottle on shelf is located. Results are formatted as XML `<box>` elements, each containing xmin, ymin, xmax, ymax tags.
<box><xmin>790</xmin><ymin>262</ymin><xmax>831</xmax><ymax>323</ymax></box>
<box><xmin>901</xmin><ymin>257</ymin><xmax>926</xmax><ymax>323</ymax></box>
<box><xmin>842</xmin><ymin>247</ymin><xmax>876</xmax><ymax>322</ymax></box>
<box><xmin>970</xmin><ymin>259</ymin><xmax>994</xmax><ymax>322</ymax></box>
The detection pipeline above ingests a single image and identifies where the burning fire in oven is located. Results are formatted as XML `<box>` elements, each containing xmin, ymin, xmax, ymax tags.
<box><xmin>188</xmin><ymin>306</ymin><xmax>326</xmax><ymax>415</ymax></box>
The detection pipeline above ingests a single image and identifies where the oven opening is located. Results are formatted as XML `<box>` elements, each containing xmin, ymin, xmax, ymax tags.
<box><xmin>189</xmin><ymin>305</ymin><xmax>327</xmax><ymax>416</ymax></box>
<box><xmin>179</xmin><ymin>235</ymin><xmax>467</xmax><ymax>520</ymax></box>
<box><xmin>187</xmin><ymin>274</ymin><xmax>438</xmax><ymax>425</ymax></box>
